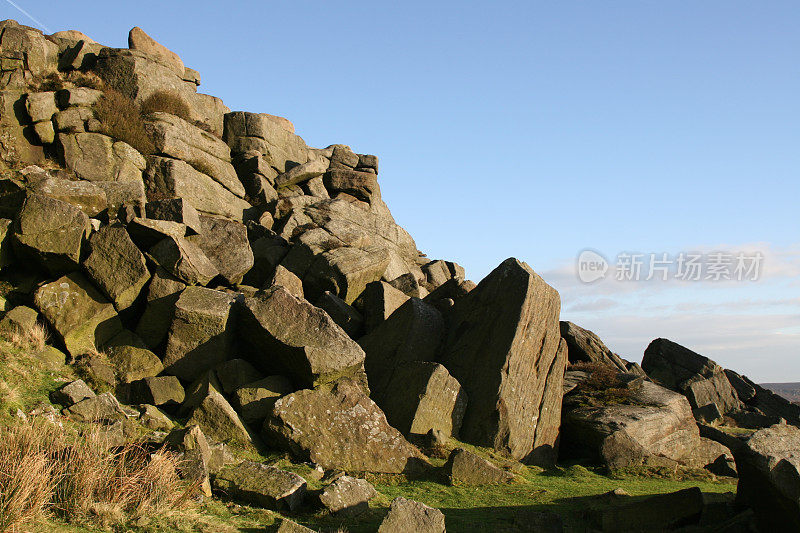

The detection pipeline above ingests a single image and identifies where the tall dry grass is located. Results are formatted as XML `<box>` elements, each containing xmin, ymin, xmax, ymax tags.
<box><xmin>0</xmin><ymin>419</ymin><xmax>197</xmax><ymax>531</ymax></box>
<box><xmin>9</xmin><ymin>321</ymin><xmax>49</xmax><ymax>353</ymax></box>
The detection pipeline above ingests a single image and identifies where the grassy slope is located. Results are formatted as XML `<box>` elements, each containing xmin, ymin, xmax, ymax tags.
<box><xmin>0</xmin><ymin>334</ymin><xmax>736</xmax><ymax>533</ymax></box>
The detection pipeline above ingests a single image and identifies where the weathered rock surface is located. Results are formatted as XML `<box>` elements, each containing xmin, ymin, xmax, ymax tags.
<box><xmin>304</xmin><ymin>245</ymin><xmax>390</xmax><ymax>304</ymax></box>
<box><xmin>375</xmin><ymin>361</ymin><xmax>467</xmax><ymax>439</ymax></box>
<box><xmin>642</xmin><ymin>338</ymin><xmax>742</xmax><ymax>420</ymax></box>
<box><xmin>163</xmin><ymin>286</ymin><xmax>236</xmax><ymax>380</ymax></box>
<box><xmin>265</xmin><ymin>379</ymin><xmax>425</xmax><ymax>473</ymax></box>
<box><xmin>735</xmin><ymin>423</ymin><xmax>800</xmax><ymax>531</ymax></box>
<box><xmin>64</xmin><ymin>391</ymin><xmax>127</xmax><ymax>422</ymax></box>
<box><xmin>163</xmin><ymin>425</ymin><xmax>212</xmax><ymax>496</ymax></box>
<box><xmin>439</xmin><ymin>258</ymin><xmax>563</xmax><ymax>464</ymax></box>
<box><xmin>31</xmin><ymin>177</ymin><xmax>107</xmax><ymax>216</ymax></box>
<box><xmin>83</xmin><ymin>225</ymin><xmax>149</xmax><ymax>310</ymax></box>
<box><xmin>13</xmin><ymin>193</ymin><xmax>90</xmax><ymax>274</ymax></box>
<box><xmin>212</xmin><ymin>461</ymin><xmax>306</xmax><ymax>511</ymax></box>
<box><xmin>144</xmin><ymin>156</ymin><xmax>250</xmax><ymax>221</ymax></box>
<box><xmin>378</xmin><ymin>497</ymin><xmax>446</xmax><ymax>533</ymax></box>
<box><xmin>58</xmin><ymin>133</ymin><xmax>145</xmax><ymax>183</ymax></box>
<box><xmin>561</xmin><ymin>380</ymin><xmax>706</xmax><ymax>470</ymax></box>
<box><xmin>34</xmin><ymin>272</ymin><xmax>122</xmax><ymax>356</ymax></box>
<box><xmin>223</xmin><ymin>111</ymin><xmax>309</xmax><ymax>173</ymax></box>
<box><xmin>215</xmin><ymin>358</ymin><xmax>263</xmax><ymax>394</ymax></box>
<box><xmin>233</xmin><ymin>375</ymin><xmax>293</xmax><ymax>424</ymax></box>
<box><xmin>145</xmin><ymin>197</ymin><xmax>202</xmax><ymax>235</ymax></box>
<box><xmin>355</xmin><ymin>280</ymin><xmax>409</xmax><ymax>332</ymax></box>
<box><xmin>129</xmin><ymin>375</ymin><xmax>184</xmax><ymax>406</ymax></box>
<box><xmin>50</xmin><ymin>379</ymin><xmax>95</xmax><ymax>407</ymax></box>
<box><xmin>315</xmin><ymin>291</ymin><xmax>363</xmax><ymax>338</ymax></box>
<box><xmin>591</xmin><ymin>487</ymin><xmax>704</xmax><ymax>532</ymax></box>
<box><xmin>103</xmin><ymin>329</ymin><xmax>163</xmax><ymax>383</ymax></box>
<box><xmin>185</xmin><ymin>376</ymin><xmax>257</xmax><ymax>448</ymax></box>
<box><xmin>445</xmin><ymin>448</ymin><xmax>514</xmax><ymax>485</ymax></box>
<box><xmin>319</xmin><ymin>475</ymin><xmax>377</xmax><ymax>516</ymax></box>
<box><xmin>135</xmin><ymin>266</ymin><xmax>186</xmax><ymax>348</ymax></box>
<box><xmin>238</xmin><ymin>287</ymin><xmax>365</xmax><ymax>387</ymax></box>
<box><xmin>186</xmin><ymin>215</ymin><xmax>253</xmax><ymax>285</ymax></box>
<box><xmin>148</xmin><ymin>235</ymin><xmax>219</xmax><ymax>286</ymax></box>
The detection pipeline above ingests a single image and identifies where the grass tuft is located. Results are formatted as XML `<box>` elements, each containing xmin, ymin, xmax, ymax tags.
<box><xmin>94</xmin><ymin>88</ymin><xmax>155</xmax><ymax>155</ymax></box>
<box><xmin>9</xmin><ymin>321</ymin><xmax>49</xmax><ymax>353</ymax></box>
<box><xmin>141</xmin><ymin>90</ymin><xmax>192</xmax><ymax>122</ymax></box>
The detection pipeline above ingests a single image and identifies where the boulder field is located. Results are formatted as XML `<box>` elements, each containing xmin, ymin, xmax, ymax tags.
<box><xmin>0</xmin><ymin>19</ymin><xmax>796</xmax><ymax>532</ymax></box>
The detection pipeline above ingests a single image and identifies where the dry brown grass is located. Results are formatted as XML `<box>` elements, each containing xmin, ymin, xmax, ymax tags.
<box><xmin>9</xmin><ymin>321</ymin><xmax>48</xmax><ymax>353</ymax></box>
<box><xmin>94</xmin><ymin>88</ymin><xmax>155</xmax><ymax>155</ymax></box>
<box><xmin>571</xmin><ymin>362</ymin><xmax>634</xmax><ymax>405</ymax></box>
<box><xmin>0</xmin><ymin>419</ymin><xmax>197</xmax><ymax>531</ymax></box>
<box><xmin>141</xmin><ymin>90</ymin><xmax>192</xmax><ymax>122</ymax></box>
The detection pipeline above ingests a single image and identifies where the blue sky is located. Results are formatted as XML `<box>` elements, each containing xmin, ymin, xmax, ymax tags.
<box><xmin>4</xmin><ymin>1</ymin><xmax>798</xmax><ymax>380</ymax></box>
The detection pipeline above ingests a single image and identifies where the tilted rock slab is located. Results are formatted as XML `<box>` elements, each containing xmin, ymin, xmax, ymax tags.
<box><xmin>238</xmin><ymin>286</ymin><xmax>365</xmax><ymax>388</ymax></box>
<box><xmin>319</xmin><ymin>475</ymin><xmax>377</xmax><ymax>516</ymax></box>
<box><xmin>560</xmin><ymin>320</ymin><xmax>629</xmax><ymax>372</ymax></box>
<box><xmin>83</xmin><ymin>225</ymin><xmax>149</xmax><ymax>311</ymax></box>
<box><xmin>265</xmin><ymin>379</ymin><xmax>426</xmax><ymax>473</ymax></box>
<box><xmin>212</xmin><ymin>461</ymin><xmax>306</xmax><ymax>511</ymax></box>
<box><xmin>128</xmin><ymin>26</ymin><xmax>184</xmax><ymax>77</ymax></box>
<box><xmin>186</xmin><ymin>215</ymin><xmax>253</xmax><ymax>285</ymax></box>
<box><xmin>439</xmin><ymin>257</ymin><xmax>564</xmax><ymax>464</ymax></box>
<box><xmin>148</xmin><ymin>235</ymin><xmax>219</xmax><ymax>286</ymax></box>
<box><xmin>444</xmin><ymin>448</ymin><xmax>514</xmax><ymax>485</ymax></box>
<box><xmin>642</xmin><ymin>338</ymin><xmax>742</xmax><ymax>419</ymax></box>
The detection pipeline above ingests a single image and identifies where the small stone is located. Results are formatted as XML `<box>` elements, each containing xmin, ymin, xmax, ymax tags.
<box><xmin>319</xmin><ymin>475</ymin><xmax>376</xmax><ymax>516</ymax></box>
<box><xmin>50</xmin><ymin>379</ymin><xmax>95</xmax><ymax>407</ymax></box>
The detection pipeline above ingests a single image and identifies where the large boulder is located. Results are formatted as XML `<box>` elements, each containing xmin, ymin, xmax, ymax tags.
<box><xmin>233</xmin><ymin>375</ymin><xmax>293</xmax><ymax>424</ymax></box>
<box><xmin>212</xmin><ymin>461</ymin><xmax>306</xmax><ymax>511</ymax></box>
<box><xmin>725</xmin><ymin>369</ymin><xmax>800</xmax><ymax>428</ymax></box>
<box><xmin>34</xmin><ymin>272</ymin><xmax>122</xmax><ymax>357</ymax></box>
<box><xmin>265</xmin><ymin>379</ymin><xmax>425</xmax><ymax>473</ymax></box>
<box><xmin>82</xmin><ymin>225</ymin><xmax>149</xmax><ymax>311</ymax></box>
<box><xmin>560</xmin><ymin>321</ymin><xmax>629</xmax><ymax>372</ymax></box>
<box><xmin>238</xmin><ymin>287</ymin><xmax>365</xmax><ymax>388</ymax></box>
<box><xmin>355</xmin><ymin>280</ymin><xmax>409</xmax><ymax>332</ymax></box>
<box><xmin>561</xmin><ymin>380</ymin><xmax>706</xmax><ymax>470</ymax></box>
<box><xmin>144</xmin><ymin>156</ymin><xmax>251</xmax><ymax>221</ymax></box>
<box><xmin>163</xmin><ymin>286</ymin><xmax>236</xmax><ymax>381</ymax></box>
<box><xmin>31</xmin><ymin>177</ymin><xmax>107</xmax><ymax>216</ymax></box>
<box><xmin>359</xmin><ymin>298</ymin><xmax>445</xmax><ymax>398</ymax></box>
<box><xmin>103</xmin><ymin>329</ymin><xmax>164</xmax><ymax>383</ymax></box>
<box><xmin>12</xmin><ymin>193</ymin><xmax>89</xmax><ymax>274</ymax></box>
<box><xmin>378</xmin><ymin>497</ymin><xmax>446</xmax><ymax>533</ymax></box>
<box><xmin>438</xmin><ymin>258</ymin><xmax>564</xmax><ymax>464</ymax></box>
<box><xmin>642</xmin><ymin>338</ymin><xmax>742</xmax><ymax>420</ymax></box>
<box><xmin>184</xmin><ymin>374</ymin><xmax>258</xmax><ymax>448</ymax></box>
<box><xmin>735</xmin><ymin>423</ymin><xmax>800</xmax><ymax>531</ymax></box>
<box><xmin>186</xmin><ymin>215</ymin><xmax>253</xmax><ymax>285</ymax></box>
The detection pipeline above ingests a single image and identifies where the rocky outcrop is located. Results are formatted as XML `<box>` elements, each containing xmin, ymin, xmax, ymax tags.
<box><xmin>642</xmin><ymin>338</ymin><xmax>742</xmax><ymax>422</ymax></box>
<box><xmin>265</xmin><ymin>379</ymin><xmax>425</xmax><ymax>473</ymax></box>
<box><xmin>439</xmin><ymin>258</ymin><xmax>564</xmax><ymax>464</ymax></box>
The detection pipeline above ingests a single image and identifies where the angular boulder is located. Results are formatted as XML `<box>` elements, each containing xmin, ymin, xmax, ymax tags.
<box><xmin>215</xmin><ymin>358</ymin><xmax>263</xmax><ymax>394</ymax></box>
<box><xmin>103</xmin><ymin>329</ymin><xmax>164</xmax><ymax>383</ymax></box>
<box><xmin>13</xmin><ymin>193</ymin><xmax>89</xmax><ymax>274</ymax></box>
<box><xmin>185</xmin><ymin>377</ymin><xmax>258</xmax><ymax>448</ymax></box>
<box><xmin>83</xmin><ymin>225</ymin><xmax>150</xmax><ymax>311</ymax></box>
<box><xmin>31</xmin><ymin>177</ymin><xmax>107</xmax><ymax>216</ymax></box>
<box><xmin>233</xmin><ymin>375</ymin><xmax>293</xmax><ymax>424</ymax></box>
<box><xmin>304</xmin><ymin>246</ymin><xmax>390</xmax><ymax>304</ymax></box>
<box><xmin>315</xmin><ymin>291</ymin><xmax>363</xmax><ymax>338</ymax></box>
<box><xmin>378</xmin><ymin>497</ymin><xmax>446</xmax><ymax>533</ymax></box>
<box><xmin>163</xmin><ymin>286</ymin><xmax>236</xmax><ymax>380</ymax></box>
<box><xmin>50</xmin><ymin>379</ymin><xmax>95</xmax><ymax>407</ymax></box>
<box><xmin>212</xmin><ymin>461</ymin><xmax>306</xmax><ymax>511</ymax></box>
<box><xmin>163</xmin><ymin>425</ymin><xmax>212</xmax><ymax>496</ymax></box>
<box><xmin>642</xmin><ymin>338</ymin><xmax>742</xmax><ymax>420</ymax></box>
<box><xmin>319</xmin><ymin>475</ymin><xmax>377</xmax><ymax>516</ymax></box>
<box><xmin>355</xmin><ymin>280</ymin><xmax>409</xmax><ymax>332</ymax></box>
<box><xmin>148</xmin><ymin>235</ymin><xmax>219</xmax><ymax>286</ymax></box>
<box><xmin>359</xmin><ymin>298</ymin><xmax>445</xmax><ymax>398</ymax></box>
<box><xmin>187</xmin><ymin>215</ymin><xmax>253</xmax><ymax>285</ymax></box>
<box><xmin>439</xmin><ymin>258</ymin><xmax>564</xmax><ymax>464</ymax></box>
<box><xmin>128</xmin><ymin>27</ymin><xmax>184</xmax><ymax>77</ymax></box>
<box><xmin>34</xmin><ymin>272</ymin><xmax>122</xmax><ymax>356</ymax></box>
<box><xmin>135</xmin><ymin>266</ymin><xmax>186</xmax><ymax>348</ymax></box>
<box><xmin>444</xmin><ymin>448</ymin><xmax>514</xmax><ymax>485</ymax></box>
<box><xmin>560</xmin><ymin>321</ymin><xmax>629</xmax><ymax>372</ymax></box>
<box><xmin>58</xmin><ymin>133</ymin><xmax>145</xmax><ymax>183</ymax></box>
<box><xmin>238</xmin><ymin>287</ymin><xmax>365</xmax><ymax>388</ymax></box>
<box><xmin>145</xmin><ymin>197</ymin><xmax>202</xmax><ymax>235</ymax></box>
<box><xmin>265</xmin><ymin>379</ymin><xmax>425</xmax><ymax>473</ymax></box>
<box><xmin>129</xmin><ymin>375</ymin><xmax>185</xmax><ymax>406</ymax></box>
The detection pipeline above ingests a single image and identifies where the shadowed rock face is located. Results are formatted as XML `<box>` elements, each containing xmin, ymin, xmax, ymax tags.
<box><xmin>560</xmin><ymin>321</ymin><xmax>629</xmax><ymax>372</ymax></box>
<box><xmin>735</xmin><ymin>423</ymin><xmax>800</xmax><ymax>531</ymax></box>
<box><xmin>439</xmin><ymin>258</ymin><xmax>564</xmax><ymax>464</ymax></box>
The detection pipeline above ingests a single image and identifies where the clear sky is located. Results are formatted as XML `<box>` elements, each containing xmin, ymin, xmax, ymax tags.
<box><xmin>4</xmin><ymin>1</ymin><xmax>798</xmax><ymax>381</ymax></box>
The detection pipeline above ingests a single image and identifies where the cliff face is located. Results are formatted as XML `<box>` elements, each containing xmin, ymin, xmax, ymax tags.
<box><xmin>0</xmin><ymin>20</ymin><xmax>566</xmax><ymax>466</ymax></box>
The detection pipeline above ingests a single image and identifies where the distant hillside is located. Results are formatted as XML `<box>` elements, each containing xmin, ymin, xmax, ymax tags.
<box><xmin>761</xmin><ymin>383</ymin><xmax>800</xmax><ymax>403</ymax></box>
